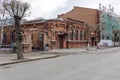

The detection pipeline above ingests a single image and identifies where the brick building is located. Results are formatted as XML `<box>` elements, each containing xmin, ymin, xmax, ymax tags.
<box><xmin>0</xmin><ymin>6</ymin><xmax>102</xmax><ymax>52</ymax></box>
<box><xmin>58</xmin><ymin>6</ymin><xmax>100</xmax><ymax>46</ymax></box>
<box><xmin>1</xmin><ymin>18</ymin><xmax>89</xmax><ymax>52</ymax></box>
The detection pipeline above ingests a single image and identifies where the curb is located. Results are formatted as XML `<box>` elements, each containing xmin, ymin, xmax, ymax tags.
<box><xmin>0</xmin><ymin>47</ymin><xmax>110</xmax><ymax>66</ymax></box>
<box><xmin>0</xmin><ymin>55</ymin><xmax>60</xmax><ymax>66</ymax></box>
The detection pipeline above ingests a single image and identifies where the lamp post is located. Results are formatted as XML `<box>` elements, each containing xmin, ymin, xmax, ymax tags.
<box><xmin>86</xmin><ymin>24</ymin><xmax>90</xmax><ymax>50</ymax></box>
<box><xmin>87</xmin><ymin>34</ymin><xmax>90</xmax><ymax>50</ymax></box>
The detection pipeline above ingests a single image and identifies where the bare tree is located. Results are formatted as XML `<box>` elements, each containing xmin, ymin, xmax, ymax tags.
<box><xmin>112</xmin><ymin>29</ymin><xmax>119</xmax><ymax>47</ymax></box>
<box><xmin>2</xmin><ymin>0</ymin><xmax>30</xmax><ymax>59</ymax></box>
<box><xmin>0</xmin><ymin>0</ymin><xmax>5</xmax><ymax>48</ymax></box>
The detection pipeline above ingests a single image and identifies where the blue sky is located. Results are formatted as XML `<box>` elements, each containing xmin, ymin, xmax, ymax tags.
<box><xmin>22</xmin><ymin>0</ymin><xmax>120</xmax><ymax>20</ymax></box>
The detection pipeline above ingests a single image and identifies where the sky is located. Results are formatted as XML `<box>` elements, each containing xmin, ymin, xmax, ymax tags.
<box><xmin>21</xmin><ymin>0</ymin><xmax>120</xmax><ymax>20</ymax></box>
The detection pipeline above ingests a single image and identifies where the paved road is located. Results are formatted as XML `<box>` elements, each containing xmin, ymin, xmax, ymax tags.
<box><xmin>0</xmin><ymin>47</ymin><xmax>120</xmax><ymax>80</ymax></box>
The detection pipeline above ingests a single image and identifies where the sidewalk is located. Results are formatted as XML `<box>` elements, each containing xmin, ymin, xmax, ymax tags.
<box><xmin>0</xmin><ymin>51</ymin><xmax>59</xmax><ymax>66</ymax></box>
<box><xmin>0</xmin><ymin>47</ymin><xmax>103</xmax><ymax>66</ymax></box>
<box><xmin>49</xmin><ymin>47</ymin><xmax>98</xmax><ymax>55</ymax></box>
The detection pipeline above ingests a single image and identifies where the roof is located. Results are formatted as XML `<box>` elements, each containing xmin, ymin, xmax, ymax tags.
<box><xmin>23</xmin><ymin>17</ymin><xmax>46</xmax><ymax>24</ymax></box>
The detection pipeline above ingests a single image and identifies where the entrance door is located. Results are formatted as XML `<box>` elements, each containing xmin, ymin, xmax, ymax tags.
<box><xmin>38</xmin><ymin>34</ymin><xmax>44</xmax><ymax>50</ymax></box>
<box><xmin>59</xmin><ymin>35</ymin><xmax>64</xmax><ymax>49</ymax></box>
<box><xmin>91</xmin><ymin>37</ymin><xmax>95</xmax><ymax>46</ymax></box>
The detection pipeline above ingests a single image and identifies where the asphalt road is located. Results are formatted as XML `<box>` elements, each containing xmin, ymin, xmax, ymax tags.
<box><xmin>0</xmin><ymin>47</ymin><xmax>120</xmax><ymax>80</ymax></box>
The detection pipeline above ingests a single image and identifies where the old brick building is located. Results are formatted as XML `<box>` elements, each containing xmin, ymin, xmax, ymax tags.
<box><xmin>58</xmin><ymin>6</ymin><xmax>100</xmax><ymax>46</ymax></box>
<box><xmin>1</xmin><ymin>18</ymin><xmax>89</xmax><ymax>52</ymax></box>
<box><xmin>0</xmin><ymin>6</ymin><xmax>102</xmax><ymax>52</ymax></box>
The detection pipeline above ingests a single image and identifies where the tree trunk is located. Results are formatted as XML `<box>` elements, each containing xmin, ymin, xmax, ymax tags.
<box><xmin>14</xmin><ymin>16</ymin><xmax>24</xmax><ymax>59</ymax></box>
<box><xmin>114</xmin><ymin>33</ymin><xmax>116</xmax><ymax>47</ymax></box>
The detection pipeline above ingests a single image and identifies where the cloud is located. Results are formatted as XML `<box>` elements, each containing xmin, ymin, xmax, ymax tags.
<box><xmin>22</xmin><ymin>0</ymin><xmax>69</xmax><ymax>19</ymax></box>
<box><xmin>21</xmin><ymin>0</ymin><xmax>120</xmax><ymax>20</ymax></box>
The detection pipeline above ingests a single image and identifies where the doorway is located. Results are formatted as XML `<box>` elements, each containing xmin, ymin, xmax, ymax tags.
<box><xmin>59</xmin><ymin>35</ymin><xmax>64</xmax><ymax>49</ymax></box>
<box><xmin>91</xmin><ymin>37</ymin><xmax>95</xmax><ymax>46</ymax></box>
<box><xmin>38</xmin><ymin>34</ymin><xmax>44</xmax><ymax>50</ymax></box>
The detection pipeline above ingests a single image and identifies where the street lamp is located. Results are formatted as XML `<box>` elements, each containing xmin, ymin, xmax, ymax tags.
<box><xmin>85</xmin><ymin>24</ymin><xmax>90</xmax><ymax>50</ymax></box>
<box><xmin>86</xmin><ymin>34</ymin><xmax>90</xmax><ymax>50</ymax></box>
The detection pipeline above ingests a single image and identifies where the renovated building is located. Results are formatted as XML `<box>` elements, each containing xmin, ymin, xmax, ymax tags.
<box><xmin>99</xmin><ymin>4</ymin><xmax>120</xmax><ymax>41</ymax></box>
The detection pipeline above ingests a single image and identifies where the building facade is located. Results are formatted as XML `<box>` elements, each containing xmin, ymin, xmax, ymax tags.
<box><xmin>99</xmin><ymin>4</ymin><xmax>120</xmax><ymax>41</ymax></box>
<box><xmin>2</xmin><ymin>5</ymin><xmax>119</xmax><ymax>52</ymax></box>
<box><xmin>58</xmin><ymin>6</ymin><xmax>120</xmax><ymax>46</ymax></box>
<box><xmin>1</xmin><ymin>18</ymin><xmax>89</xmax><ymax>52</ymax></box>
<box><xmin>58</xmin><ymin>6</ymin><xmax>100</xmax><ymax>46</ymax></box>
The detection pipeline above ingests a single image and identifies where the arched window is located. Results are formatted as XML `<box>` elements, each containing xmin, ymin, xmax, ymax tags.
<box><xmin>70</xmin><ymin>29</ymin><xmax>74</xmax><ymax>40</ymax></box>
<box><xmin>75</xmin><ymin>30</ymin><xmax>78</xmax><ymax>40</ymax></box>
<box><xmin>3</xmin><ymin>32</ymin><xmax>7</xmax><ymax>43</ymax></box>
<box><xmin>84</xmin><ymin>31</ymin><xmax>86</xmax><ymax>40</ymax></box>
<box><xmin>80</xmin><ymin>31</ymin><xmax>83</xmax><ymax>40</ymax></box>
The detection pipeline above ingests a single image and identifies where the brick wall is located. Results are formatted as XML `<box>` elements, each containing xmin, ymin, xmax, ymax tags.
<box><xmin>1</xmin><ymin>19</ymin><xmax>89</xmax><ymax>50</ymax></box>
<box><xmin>58</xmin><ymin>6</ymin><xmax>100</xmax><ymax>28</ymax></box>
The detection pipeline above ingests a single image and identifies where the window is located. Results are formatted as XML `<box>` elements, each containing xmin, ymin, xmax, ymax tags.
<box><xmin>75</xmin><ymin>30</ymin><xmax>78</xmax><ymax>40</ymax></box>
<box><xmin>38</xmin><ymin>34</ymin><xmax>44</xmax><ymax>41</ymax></box>
<box><xmin>84</xmin><ymin>31</ymin><xmax>86</xmax><ymax>40</ymax></box>
<box><xmin>11</xmin><ymin>32</ymin><xmax>15</xmax><ymax>43</ymax></box>
<box><xmin>102</xmin><ymin>36</ymin><xmax>104</xmax><ymax>39</ymax></box>
<box><xmin>107</xmin><ymin>36</ymin><xmax>109</xmax><ymax>40</ymax></box>
<box><xmin>70</xmin><ymin>29</ymin><xmax>74</xmax><ymax>40</ymax></box>
<box><xmin>80</xmin><ymin>31</ymin><xmax>83</xmax><ymax>40</ymax></box>
<box><xmin>3</xmin><ymin>33</ymin><xmax>7</xmax><ymax>43</ymax></box>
